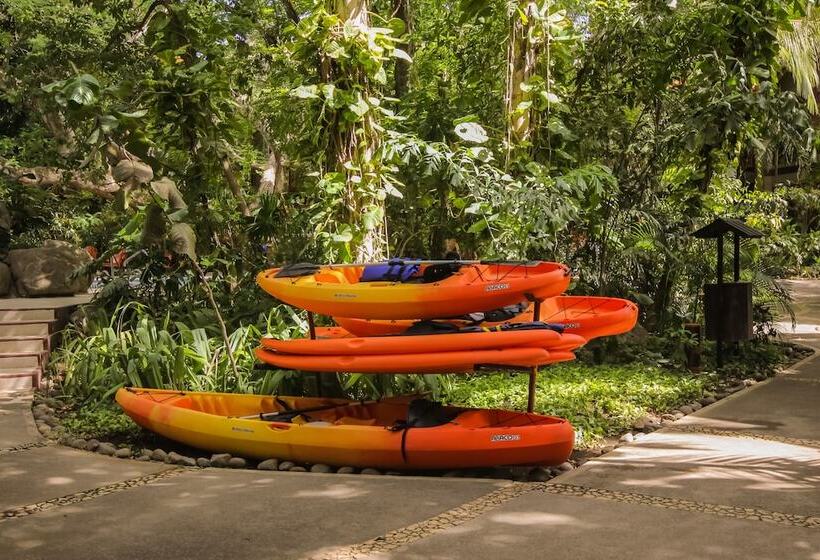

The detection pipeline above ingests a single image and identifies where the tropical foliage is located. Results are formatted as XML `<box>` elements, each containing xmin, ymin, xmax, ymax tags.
<box><xmin>1</xmin><ymin>0</ymin><xmax>818</xmax><ymax>404</ymax></box>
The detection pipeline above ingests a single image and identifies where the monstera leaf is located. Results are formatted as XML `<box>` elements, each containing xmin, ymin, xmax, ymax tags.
<box><xmin>150</xmin><ymin>177</ymin><xmax>187</xmax><ymax>210</ymax></box>
<box><xmin>169</xmin><ymin>223</ymin><xmax>197</xmax><ymax>260</ymax></box>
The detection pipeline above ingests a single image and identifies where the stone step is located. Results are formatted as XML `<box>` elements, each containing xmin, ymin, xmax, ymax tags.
<box><xmin>0</xmin><ymin>354</ymin><xmax>41</xmax><ymax>368</ymax></box>
<box><xmin>0</xmin><ymin>321</ymin><xmax>53</xmax><ymax>337</ymax></box>
<box><xmin>0</xmin><ymin>367</ymin><xmax>41</xmax><ymax>392</ymax></box>
<box><xmin>0</xmin><ymin>338</ymin><xmax>48</xmax><ymax>354</ymax></box>
<box><xmin>0</xmin><ymin>309</ymin><xmax>55</xmax><ymax>322</ymax></box>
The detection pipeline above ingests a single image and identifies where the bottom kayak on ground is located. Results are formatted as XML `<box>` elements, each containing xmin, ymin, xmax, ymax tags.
<box><xmin>116</xmin><ymin>388</ymin><xmax>574</xmax><ymax>469</ymax></box>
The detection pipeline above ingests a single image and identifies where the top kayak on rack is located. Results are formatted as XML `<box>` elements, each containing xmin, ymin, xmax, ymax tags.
<box><xmin>257</xmin><ymin>260</ymin><xmax>571</xmax><ymax>320</ymax></box>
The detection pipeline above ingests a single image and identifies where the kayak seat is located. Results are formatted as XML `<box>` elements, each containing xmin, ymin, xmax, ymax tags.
<box><xmin>360</xmin><ymin>263</ymin><xmax>421</xmax><ymax>283</ymax></box>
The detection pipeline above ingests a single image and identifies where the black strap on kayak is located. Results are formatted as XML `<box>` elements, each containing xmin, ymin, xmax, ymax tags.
<box><xmin>388</xmin><ymin>399</ymin><xmax>460</xmax><ymax>463</ymax></box>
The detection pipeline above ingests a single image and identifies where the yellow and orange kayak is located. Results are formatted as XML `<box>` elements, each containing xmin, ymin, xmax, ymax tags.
<box><xmin>116</xmin><ymin>388</ymin><xmax>574</xmax><ymax>469</ymax></box>
<box><xmin>257</xmin><ymin>261</ymin><xmax>570</xmax><ymax>320</ymax></box>
<box><xmin>336</xmin><ymin>296</ymin><xmax>638</xmax><ymax>340</ymax></box>
<box><xmin>260</xmin><ymin>328</ymin><xmax>567</xmax><ymax>355</ymax></box>
<box><xmin>255</xmin><ymin>346</ymin><xmax>576</xmax><ymax>373</ymax></box>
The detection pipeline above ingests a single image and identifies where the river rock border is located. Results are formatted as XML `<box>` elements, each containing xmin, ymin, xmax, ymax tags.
<box><xmin>539</xmin><ymin>483</ymin><xmax>820</xmax><ymax>529</ymax></box>
<box><xmin>0</xmin><ymin>467</ymin><xmax>187</xmax><ymax>522</ymax></box>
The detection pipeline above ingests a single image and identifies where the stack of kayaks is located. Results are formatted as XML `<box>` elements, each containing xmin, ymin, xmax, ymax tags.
<box><xmin>117</xmin><ymin>259</ymin><xmax>638</xmax><ymax>471</ymax></box>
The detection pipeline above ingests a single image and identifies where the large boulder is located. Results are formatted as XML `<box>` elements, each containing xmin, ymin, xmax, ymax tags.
<box><xmin>8</xmin><ymin>240</ymin><xmax>92</xmax><ymax>296</ymax></box>
<box><xmin>0</xmin><ymin>262</ymin><xmax>10</xmax><ymax>296</ymax></box>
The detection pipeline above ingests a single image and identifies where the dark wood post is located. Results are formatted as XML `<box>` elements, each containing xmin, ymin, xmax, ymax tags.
<box><xmin>733</xmin><ymin>232</ymin><xmax>740</xmax><ymax>282</ymax></box>
<box><xmin>527</xmin><ymin>366</ymin><xmax>538</xmax><ymax>412</ymax></box>
<box><xmin>716</xmin><ymin>234</ymin><xmax>724</xmax><ymax>368</ymax></box>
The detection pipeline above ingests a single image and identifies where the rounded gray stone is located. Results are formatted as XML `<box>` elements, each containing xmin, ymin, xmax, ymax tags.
<box><xmin>278</xmin><ymin>461</ymin><xmax>295</xmax><ymax>471</ymax></box>
<box><xmin>619</xmin><ymin>432</ymin><xmax>634</xmax><ymax>443</ymax></box>
<box><xmin>557</xmin><ymin>462</ymin><xmax>573</xmax><ymax>472</ymax></box>
<box><xmin>678</xmin><ymin>405</ymin><xmax>694</xmax><ymax>415</ymax></box>
<box><xmin>196</xmin><ymin>458</ymin><xmax>211</xmax><ymax>468</ymax></box>
<box><xmin>528</xmin><ymin>467</ymin><xmax>552</xmax><ymax>482</ymax></box>
<box><xmin>360</xmin><ymin>468</ymin><xmax>382</xmax><ymax>475</ymax></box>
<box><xmin>258</xmin><ymin>459</ymin><xmax>279</xmax><ymax>471</ymax></box>
<box><xmin>228</xmin><ymin>457</ymin><xmax>247</xmax><ymax>469</ymax></box>
<box><xmin>166</xmin><ymin>451</ymin><xmax>183</xmax><ymax>464</ymax></box>
<box><xmin>136</xmin><ymin>455</ymin><xmax>151</xmax><ymax>461</ymax></box>
<box><xmin>85</xmin><ymin>439</ymin><xmax>100</xmax><ymax>451</ymax></box>
<box><xmin>700</xmin><ymin>396</ymin><xmax>716</xmax><ymax>406</ymax></box>
<box><xmin>689</xmin><ymin>401</ymin><xmax>703</xmax><ymax>411</ymax></box>
<box><xmin>114</xmin><ymin>448</ymin><xmax>132</xmax><ymax>458</ymax></box>
<box><xmin>310</xmin><ymin>463</ymin><xmax>332</xmax><ymax>473</ymax></box>
<box><xmin>97</xmin><ymin>443</ymin><xmax>116</xmax><ymax>456</ymax></box>
<box><xmin>179</xmin><ymin>456</ymin><xmax>197</xmax><ymax>467</ymax></box>
<box><xmin>210</xmin><ymin>453</ymin><xmax>231</xmax><ymax>468</ymax></box>
<box><xmin>336</xmin><ymin>466</ymin><xmax>356</xmax><ymax>474</ymax></box>
<box><xmin>289</xmin><ymin>466</ymin><xmax>307</xmax><ymax>472</ymax></box>
<box><xmin>150</xmin><ymin>448</ymin><xmax>168</xmax><ymax>462</ymax></box>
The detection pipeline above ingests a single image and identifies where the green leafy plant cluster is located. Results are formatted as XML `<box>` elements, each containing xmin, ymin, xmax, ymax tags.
<box><xmin>444</xmin><ymin>364</ymin><xmax>711</xmax><ymax>446</ymax></box>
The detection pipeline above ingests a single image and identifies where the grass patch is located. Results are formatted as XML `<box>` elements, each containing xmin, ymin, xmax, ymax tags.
<box><xmin>444</xmin><ymin>363</ymin><xmax>712</xmax><ymax>446</ymax></box>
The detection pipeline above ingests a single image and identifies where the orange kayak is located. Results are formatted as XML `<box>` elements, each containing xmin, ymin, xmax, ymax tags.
<box><xmin>260</xmin><ymin>328</ymin><xmax>565</xmax><ymax>355</ymax></box>
<box><xmin>257</xmin><ymin>261</ymin><xmax>570</xmax><ymax>320</ymax></box>
<box><xmin>336</xmin><ymin>296</ymin><xmax>638</xmax><ymax>340</ymax></box>
<box><xmin>116</xmin><ymin>388</ymin><xmax>574</xmax><ymax>469</ymax></box>
<box><xmin>255</xmin><ymin>346</ymin><xmax>575</xmax><ymax>373</ymax></box>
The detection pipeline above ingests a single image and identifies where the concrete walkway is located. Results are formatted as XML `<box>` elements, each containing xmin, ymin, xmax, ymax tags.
<box><xmin>2</xmin><ymin>289</ymin><xmax>819</xmax><ymax>559</ymax></box>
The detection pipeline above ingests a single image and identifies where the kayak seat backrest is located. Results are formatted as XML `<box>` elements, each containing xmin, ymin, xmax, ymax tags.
<box><xmin>422</xmin><ymin>263</ymin><xmax>461</xmax><ymax>283</ymax></box>
<box><xmin>359</xmin><ymin>263</ymin><xmax>420</xmax><ymax>283</ymax></box>
<box><xmin>314</xmin><ymin>270</ymin><xmax>346</xmax><ymax>284</ymax></box>
<box><xmin>406</xmin><ymin>399</ymin><xmax>459</xmax><ymax>428</ymax></box>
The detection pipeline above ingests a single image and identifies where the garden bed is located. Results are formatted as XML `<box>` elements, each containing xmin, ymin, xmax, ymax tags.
<box><xmin>34</xmin><ymin>339</ymin><xmax>812</xmax><ymax>481</ymax></box>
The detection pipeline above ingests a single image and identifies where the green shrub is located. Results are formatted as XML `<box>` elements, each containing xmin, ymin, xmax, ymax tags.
<box><xmin>444</xmin><ymin>363</ymin><xmax>711</xmax><ymax>446</ymax></box>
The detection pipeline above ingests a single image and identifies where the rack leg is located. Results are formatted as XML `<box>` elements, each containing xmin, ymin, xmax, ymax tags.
<box><xmin>533</xmin><ymin>300</ymin><xmax>541</xmax><ymax>322</ymax></box>
<box><xmin>307</xmin><ymin>311</ymin><xmax>316</xmax><ymax>340</ymax></box>
<box><xmin>527</xmin><ymin>366</ymin><xmax>538</xmax><ymax>413</ymax></box>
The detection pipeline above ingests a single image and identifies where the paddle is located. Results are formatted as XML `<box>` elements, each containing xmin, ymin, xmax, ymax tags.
<box><xmin>237</xmin><ymin>399</ymin><xmax>379</xmax><ymax>421</ymax></box>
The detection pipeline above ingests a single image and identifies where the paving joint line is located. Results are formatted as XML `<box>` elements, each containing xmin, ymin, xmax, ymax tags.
<box><xmin>664</xmin><ymin>424</ymin><xmax>820</xmax><ymax>449</ymax></box>
<box><xmin>0</xmin><ymin>467</ymin><xmax>188</xmax><ymax>522</ymax></box>
<box><xmin>540</xmin><ymin>483</ymin><xmax>820</xmax><ymax>528</ymax></box>
<box><xmin>0</xmin><ymin>440</ymin><xmax>50</xmax><ymax>456</ymax></box>
<box><xmin>303</xmin><ymin>482</ymin><xmax>535</xmax><ymax>559</ymax></box>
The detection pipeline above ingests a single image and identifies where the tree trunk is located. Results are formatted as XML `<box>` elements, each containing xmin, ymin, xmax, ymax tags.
<box><xmin>505</xmin><ymin>1</ymin><xmax>538</xmax><ymax>166</ymax></box>
<box><xmin>325</xmin><ymin>0</ymin><xmax>387</xmax><ymax>262</ymax></box>
<box><xmin>393</xmin><ymin>0</ymin><xmax>412</xmax><ymax>98</ymax></box>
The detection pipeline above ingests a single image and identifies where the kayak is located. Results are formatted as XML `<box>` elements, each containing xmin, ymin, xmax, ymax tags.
<box><xmin>260</xmin><ymin>328</ymin><xmax>567</xmax><ymax>356</ymax></box>
<box><xmin>336</xmin><ymin>296</ymin><xmax>638</xmax><ymax>340</ymax></box>
<box><xmin>115</xmin><ymin>388</ymin><xmax>574</xmax><ymax>469</ymax></box>
<box><xmin>257</xmin><ymin>261</ymin><xmax>571</xmax><ymax>320</ymax></box>
<box><xmin>255</xmin><ymin>346</ymin><xmax>576</xmax><ymax>373</ymax></box>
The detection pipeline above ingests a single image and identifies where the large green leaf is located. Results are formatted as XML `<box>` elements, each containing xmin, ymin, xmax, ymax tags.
<box><xmin>169</xmin><ymin>223</ymin><xmax>197</xmax><ymax>260</ymax></box>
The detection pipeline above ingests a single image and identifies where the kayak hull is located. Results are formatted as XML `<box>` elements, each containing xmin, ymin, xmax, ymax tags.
<box><xmin>260</xmin><ymin>329</ymin><xmax>568</xmax><ymax>356</ymax></box>
<box><xmin>336</xmin><ymin>296</ymin><xmax>638</xmax><ymax>340</ymax></box>
<box><xmin>116</xmin><ymin>388</ymin><xmax>574</xmax><ymax>469</ymax></box>
<box><xmin>254</xmin><ymin>346</ymin><xmax>575</xmax><ymax>373</ymax></box>
<box><xmin>257</xmin><ymin>262</ymin><xmax>571</xmax><ymax>320</ymax></box>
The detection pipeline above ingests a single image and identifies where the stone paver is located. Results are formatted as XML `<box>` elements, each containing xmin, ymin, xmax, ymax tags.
<box><xmin>0</xmin><ymin>392</ymin><xmax>39</xmax><ymax>448</ymax></box>
<box><xmin>675</xmin><ymin>377</ymin><xmax>820</xmax><ymax>441</ymax></box>
<box><xmin>362</xmin><ymin>492</ymin><xmax>820</xmax><ymax>560</ymax></box>
<box><xmin>0</xmin><ymin>469</ymin><xmax>507</xmax><ymax>560</ymax></box>
<box><xmin>557</xmin><ymin>431</ymin><xmax>820</xmax><ymax>516</ymax></box>
<box><xmin>0</xmin><ymin>446</ymin><xmax>169</xmax><ymax>510</ymax></box>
